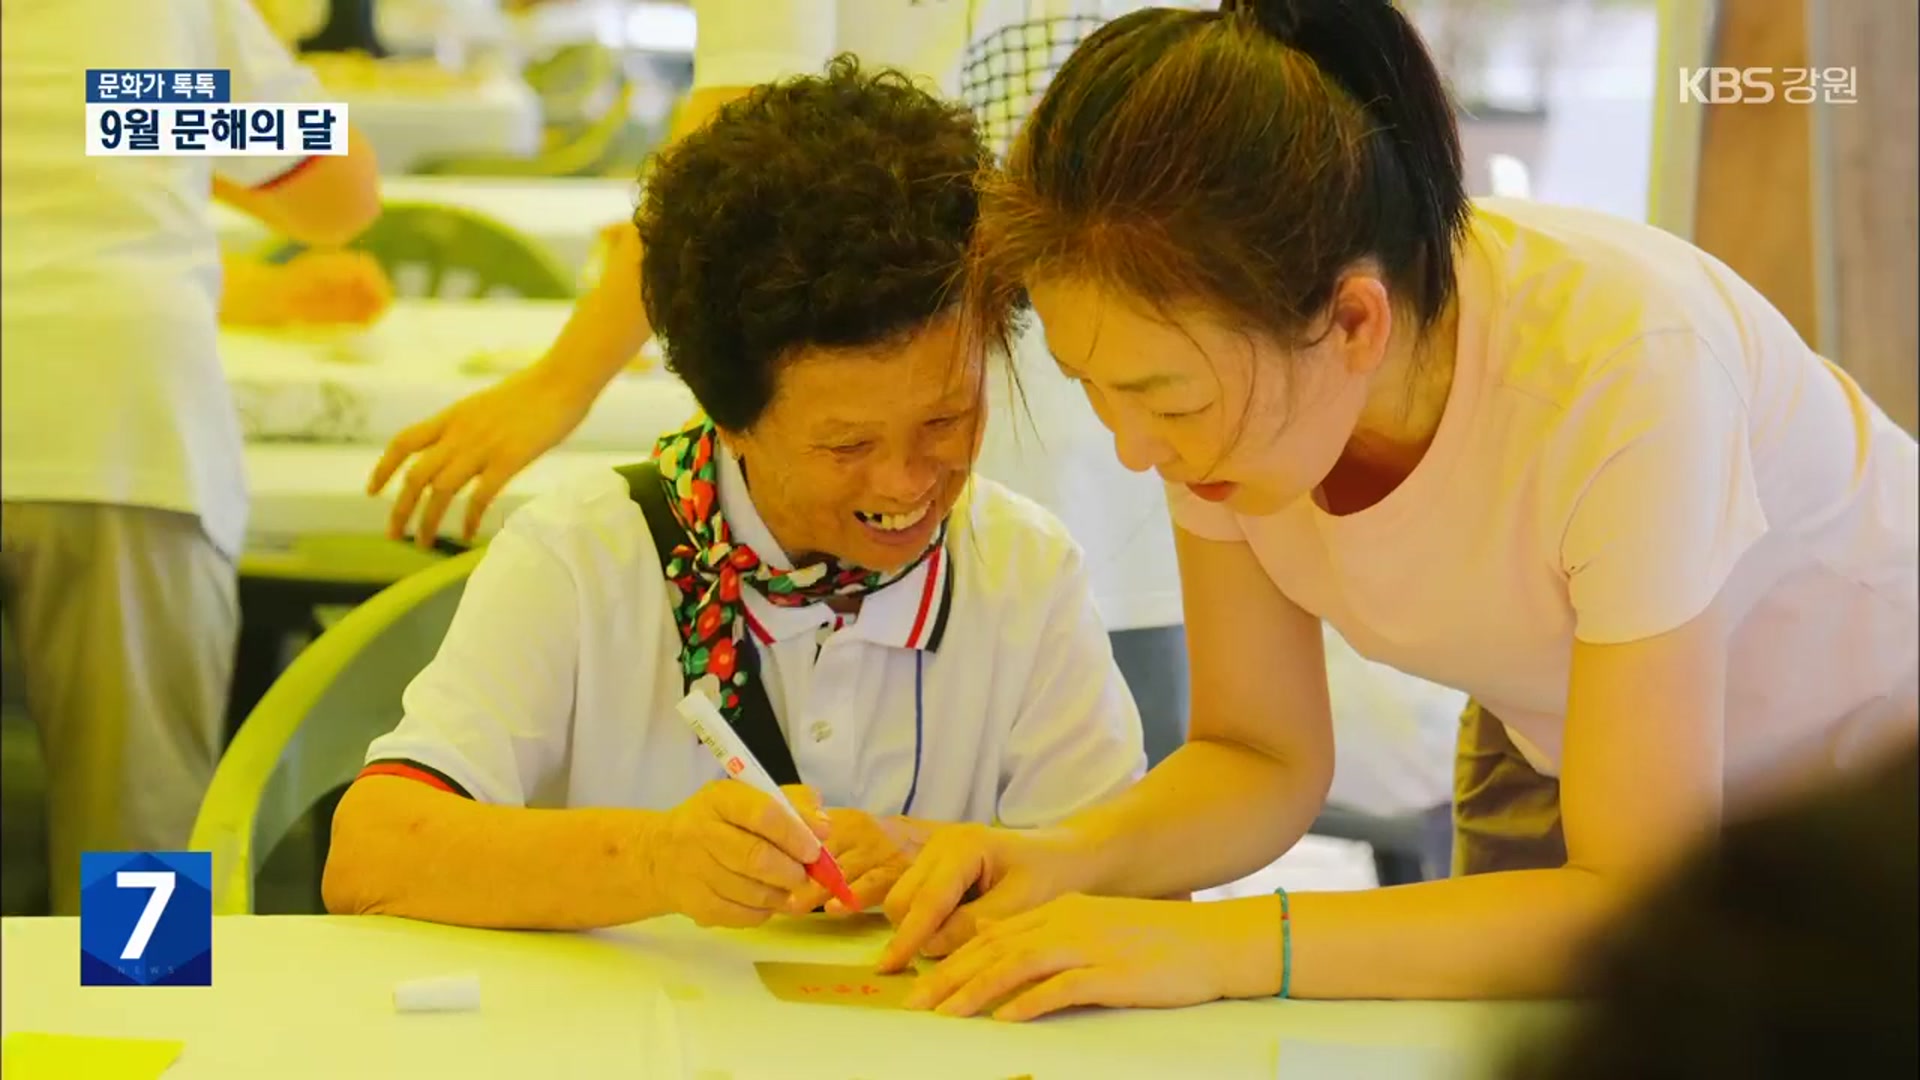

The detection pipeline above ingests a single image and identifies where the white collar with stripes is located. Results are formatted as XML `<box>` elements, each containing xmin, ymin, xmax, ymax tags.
<box><xmin>716</xmin><ymin>441</ymin><xmax>955</xmax><ymax>654</ymax></box>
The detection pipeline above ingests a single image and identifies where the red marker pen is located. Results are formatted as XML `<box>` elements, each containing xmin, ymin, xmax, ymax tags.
<box><xmin>805</xmin><ymin>849</ymin><xmax>862</xmax><ymax>911</ymax></box>
<box><xmin>677</xmin><ymin>691</ymin><xmax>862</xmax><ymax>911</ymax></box>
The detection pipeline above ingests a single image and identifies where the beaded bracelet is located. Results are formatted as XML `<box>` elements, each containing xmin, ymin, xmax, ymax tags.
<box><xmin>1274</xmin><ymin>886</ymin><xmax>1293</xmax><ymax>999</ymax></box>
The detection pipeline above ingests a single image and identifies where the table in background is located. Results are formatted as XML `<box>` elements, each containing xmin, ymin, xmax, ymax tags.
<box><xmin>221</xmin><ymin>299</ymin><xmax>687</xmax><ymax>547</ymax></box>
<box><xmin>214</xmin><ymin>177</ymin><xmax>638</xmax><ymax>272</ymax></box>
<box><xmin>245</xmin><ymin>444</ymin><xmax>642</xmax><ymax>550</ymax></box>
<box><xmin>1</xmin><ymin>914</ymin><xmax>1555</xmax><ymax>1079</ymax></box>
<box><xmin>222</xmin><ymin>300</ymin><xmax>683</xmax><ymax>450</ymax></box>
<box><xmin>323</xmin><ymin>67</ymin><xmax>542</xmax><ymax>175</ymax></box>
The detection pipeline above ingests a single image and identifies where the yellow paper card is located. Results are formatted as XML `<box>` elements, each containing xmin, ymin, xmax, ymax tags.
<box><xmin>754</xmin><ymin>962</ymin><xmax>922</xmax><ymax>1010</ymax></box>
<box><xmin>0</xmin><ymin>1032</ymin><xmax>184</xmax><ymax>1080</ymax></box>
<box><xmin>753</xmin><ymin>961</ymin><xmax>1022</xmax><ymax>1015</ymax></box>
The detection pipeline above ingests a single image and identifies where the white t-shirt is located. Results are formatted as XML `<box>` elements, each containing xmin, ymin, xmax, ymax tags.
<box><xmin>1172</xmin><ymin>198</ymin><xmax>1918</xmax><ymax>810</ymax></box>
<box><xmin>365</xmin><ymin>445</ymin><xmax>1146</xmax><ymax>824</ymax></box>
<box><xmin>0</xmin><ymin>0</ymin><xmax>321</xmax><ymax>559</ymax></box>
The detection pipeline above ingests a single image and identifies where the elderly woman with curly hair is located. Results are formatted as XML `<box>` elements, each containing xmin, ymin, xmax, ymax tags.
<box><xmin>321</xmin><ymin>58</ymin><xmax>1145</xmax><ymax>931</ymax></box>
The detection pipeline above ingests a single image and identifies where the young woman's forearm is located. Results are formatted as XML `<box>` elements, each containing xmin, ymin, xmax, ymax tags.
<box><xmin>530</xmin><ymin>85</ymin><xmax>755</xmax><ymax>404</ymax></box>
<box><xmin>322</xmin><ymin>776</ymin><xmax>672</xmax><ymax>930</ymax></box>
<box><xmin>1276</xmin><ymin>865</ymin><xmax>1624</xmax><ymax>999</ymax></box>
<box><xmin>533</xmin><ymin>224</ymin><xmax>654</xmax><ymax>401</ymax></box>
<box><xmin>1066</xmin><ymin>737</ymin><xmax>1328</xmax><ymax>899</ymax></box>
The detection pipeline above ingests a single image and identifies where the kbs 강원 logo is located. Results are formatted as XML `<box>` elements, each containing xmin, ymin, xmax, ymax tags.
<box><xmin>79</xmin><ymin>851</ymin><xmax>212</xmax><ymax>986</ymax></box>
<box><xmin>1677</xmin><ymin>66</ymin><xmax>1859</xmax><ymax>105</ymax></box>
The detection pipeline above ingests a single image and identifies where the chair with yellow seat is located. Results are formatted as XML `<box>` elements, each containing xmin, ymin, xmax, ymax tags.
<box><xmin>193</xmin><ymin>550</ymin><xmax>483</xmax><ymax>915</ymax></box>
<box><xmin>224</xmin><ymin>534</ymin><xmax>460</xmax><ymax>743</ymax></box>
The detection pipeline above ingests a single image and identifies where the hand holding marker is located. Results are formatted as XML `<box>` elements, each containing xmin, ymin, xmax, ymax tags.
<box><xmin>676</xmin><ymin>690</ymin><xmax>863</xmax><ymax>911</ymax></box>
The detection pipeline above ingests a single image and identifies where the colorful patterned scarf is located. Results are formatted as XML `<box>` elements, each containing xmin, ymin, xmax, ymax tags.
<box><xmin>651</xmin><ymin>418</ymin><xmax>946</xmax><ymax>724</ymax></box>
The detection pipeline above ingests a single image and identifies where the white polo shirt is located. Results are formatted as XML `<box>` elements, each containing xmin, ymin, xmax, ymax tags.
<box><xmin>365</xmin><ymin>444</ymin><xmax>1147</xmax><ymax>825</ymax></box>
<box><xmin>1</xmin><ymin>0</ymin><xmax>322</xmax><ymax>559</ymax></box>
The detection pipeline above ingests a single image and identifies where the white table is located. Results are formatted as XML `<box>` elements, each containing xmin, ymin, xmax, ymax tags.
<box><xmin>214</xmin><ymin>177</ymin><xmax>638</xmax><ymax>272</ymax></box>
<box><xmin>245</xmin><ymin>443</ymin><xmax>642</xmax><ymax>548</ymax></box>
<box><xmin>223</xmin><ymin>299</ymin><xmax>688</xmax><ymax>549</ymax></box>
<box><xmin>221</xmin><ymin>300</ymin><xmax>687</xmax><ymax>450</ymax></box>
<box><xmin>0</xmin><ymin>915</ymin><xmax>1553</xmax><ymax>1079</ymax></box>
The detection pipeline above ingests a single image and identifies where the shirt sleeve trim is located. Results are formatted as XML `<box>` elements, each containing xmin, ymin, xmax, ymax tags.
<box><xmin>358</xmin><ymin>759</ymin><xmax>474</xmax><ymax>799</ymax></box>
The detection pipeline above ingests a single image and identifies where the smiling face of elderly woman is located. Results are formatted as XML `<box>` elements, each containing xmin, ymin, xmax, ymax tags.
<box><xmin>637</xmin><ymin>58</ymin><xmax>997</xmax><ymax>574</ymax></box>
<box><xmin>722</xmin><ymin>316</ymin><xmax>986</xmax><ymax>574</ymax></box>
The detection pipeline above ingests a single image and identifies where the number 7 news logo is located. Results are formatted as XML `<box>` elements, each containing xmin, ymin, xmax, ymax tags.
<box><xmin>79</xmin><ymin>852</ymin><xmax>213</xmax><ymax>986</ymax></box>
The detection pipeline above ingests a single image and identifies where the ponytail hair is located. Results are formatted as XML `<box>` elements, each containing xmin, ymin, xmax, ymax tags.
<box><xmin>1225</xmin><ymin>0</ymin><xmax>1469</xmax><ymax>324</ymax></box>
<box><xmin>974</xmin><ymin>0</ymin><xmax>1470</xmax><ymax>352</ymax></box>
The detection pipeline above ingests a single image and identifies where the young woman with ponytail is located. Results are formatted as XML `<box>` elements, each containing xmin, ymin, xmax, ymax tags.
<box><xmin>875</xmin><ymin>0</ymin><xmax>1918</xmax><ymax>1015</ymax></box>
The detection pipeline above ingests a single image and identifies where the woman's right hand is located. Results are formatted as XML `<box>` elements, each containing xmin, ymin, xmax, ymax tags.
<box><xmin>653</xmin><ymin>781</ymin><xmax>830</xmax><ymax>929</ymax></box>
<box><xmin>367</xmin><ymin>360</ymin><xmax>598</xmax><ymax>547</ymax></box>
<box><xmin>878</xmin><ymin>824</ymin><xmax>1098</xmax><ymax>973</ymax></box>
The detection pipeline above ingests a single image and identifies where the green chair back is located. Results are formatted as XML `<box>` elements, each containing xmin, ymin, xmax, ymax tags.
<box><xmin>524</xmin><ymin>43</ymin><xmax>622</xmax><ymax>131</ymax></box>
<box><xmin>271</xmin><ymin>201</ymin><xmax>575</xmax><ymax>300</ymax></box>
<box><xmin>191</xmin><ymin>550</ymin><xmax>482</xmax><ymax>914</ymax></box>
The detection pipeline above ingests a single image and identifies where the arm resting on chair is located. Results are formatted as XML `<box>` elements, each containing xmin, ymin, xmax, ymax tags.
<box><xmin>323</xmin><ymin>775</ymin><xmax>673</xmax><ymax>930</ymax></box>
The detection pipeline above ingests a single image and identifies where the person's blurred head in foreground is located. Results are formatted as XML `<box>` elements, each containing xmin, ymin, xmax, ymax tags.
<box><xmin>637</xmin><ymin>56</ymin><xmax>994</xmax><ymax>574</ymax></box>
<box><xmin>1511</xmin><ymin>745</ymin><xmax>1918</xmax><ymax>1079</ymax></box>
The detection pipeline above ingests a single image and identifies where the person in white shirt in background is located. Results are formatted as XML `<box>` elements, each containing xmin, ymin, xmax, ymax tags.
<box><xmin>0</xmin><ymin>0</ymin><xmax>381</xmax><ymax>915</ymax></box>
<box><xmin>364</xmin><ymin>0</ymin><xmax>1464</xmax><ymax>855</ymax></box>
<box><xmin>322</xmin><ymin>59</ymin><xmax>1144</xmax><ymax>930</ymax></box>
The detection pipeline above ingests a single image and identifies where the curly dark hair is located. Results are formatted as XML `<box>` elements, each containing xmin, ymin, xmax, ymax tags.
<box><xmin>636</xmin><ymin>56</ymin><xmax>991</xmax><ymax>431</ymax></box>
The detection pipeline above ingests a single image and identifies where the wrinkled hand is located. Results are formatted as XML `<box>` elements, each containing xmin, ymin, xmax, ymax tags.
<box><xmin>783</xmin><ymin>799</ymin><xmax>922</xmax><ymax>916</ymax></box>
<box><xmin>877</xmin><ymin>824</ymin><xmax>1090</xmax><ymax>973</ymax></box>
<box><xmin>653</xmin><ymin>781</ymin><xmax>829</xmax><ymax>929</ymax></box>
<box><xmin>367</xmin><ymin>362</ymin><xmax>596</xmax><ymax>546</ymax></box>
<box><xmin>902</xmin><ymin>895</ymin><xmax>1266</xmax><ymax>1022</ymax></box>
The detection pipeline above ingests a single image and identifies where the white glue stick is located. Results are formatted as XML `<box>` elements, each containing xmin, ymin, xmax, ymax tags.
<box><xmin>393</xmin><ymin>973</ymin><xmax>482</xmax><ymax>1013</ymax></box>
